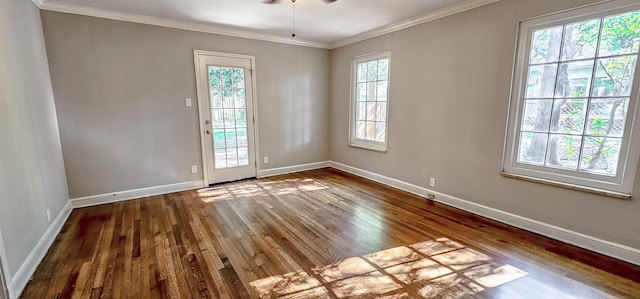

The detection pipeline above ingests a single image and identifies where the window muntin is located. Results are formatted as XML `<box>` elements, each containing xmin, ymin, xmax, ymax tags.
<box><xmin>350</xmin><ymin>52</ymin><xmax>390</xmax><ymax>151</ymax></box>
<box><xmin>504</xmin><ymin>1</ymin><xmax>640</xmax><ymax>194</ymax></box>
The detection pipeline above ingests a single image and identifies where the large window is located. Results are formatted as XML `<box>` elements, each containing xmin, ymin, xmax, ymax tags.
<box><xmin>503</xmin><ymin>0</ymin><xmax>640</xmax><ymax>196</ymax></box>
<box><xmin>350</xmin><ymin>51</ymin><xmax>391</xmax><ymax>152</ymax></box>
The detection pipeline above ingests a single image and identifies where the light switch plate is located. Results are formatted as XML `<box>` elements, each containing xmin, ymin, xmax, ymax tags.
<box><xmin>185</xmin><ymin>98</ymin><xmax>192</xmax><ymax>107</ymax></box>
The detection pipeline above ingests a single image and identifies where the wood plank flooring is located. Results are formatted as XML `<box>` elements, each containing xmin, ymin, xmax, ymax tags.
<box><xmin>21</xmin><ymin>168</ymin><xmax>640</xmax><ymax>298</ymax></box>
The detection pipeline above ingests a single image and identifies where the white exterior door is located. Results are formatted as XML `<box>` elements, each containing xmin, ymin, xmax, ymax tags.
<box><xmin>195</xmin><ymin>51</ymin><xmax>257</xmax><ymax>185</ymax></box>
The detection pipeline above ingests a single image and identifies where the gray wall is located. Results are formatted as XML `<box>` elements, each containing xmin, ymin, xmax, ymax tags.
<box><xmin>41</xmin><ymin>12</ymin><xmax>330</xmax><ymax>198</ymax></box>
<box><xmin>330</xmin><ymin>0</ymin><xmax>640</xmax><ymax>249</ymax></box>
<box><xmin>0</xmin><ymin>0</ymin><xmax>69</xmax><ymax>280</ymax></box>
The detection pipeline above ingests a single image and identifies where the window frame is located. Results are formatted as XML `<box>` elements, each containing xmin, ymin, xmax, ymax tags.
<box><xmin>502</xmin><ymin>0</ymin><xmax>640</xmax><ymax>195</ymax></box>
<box><xmin>349</xmin><ymin>51</ymin><xmax>392</xmax><ymax>152</ymax></box>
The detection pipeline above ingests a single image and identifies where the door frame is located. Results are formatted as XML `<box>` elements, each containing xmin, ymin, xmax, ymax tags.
<box><xmin>193</xmin><ymin>50</ymin><xmax>261</xmax><ymax>185</ymax></box>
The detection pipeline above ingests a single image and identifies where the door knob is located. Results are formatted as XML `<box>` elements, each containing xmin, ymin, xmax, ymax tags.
<box><xmin>206</xmin><ymin>130</ymin><xmax>211</xmax><ymax>134</ymax></box>
<box><xmin>205</xmin><ymin>120</ymin><xmax>211</xmax><ymax>125</ymax></box>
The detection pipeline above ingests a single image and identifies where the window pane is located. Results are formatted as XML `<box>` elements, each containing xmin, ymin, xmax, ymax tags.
<box><xmin>377</xmin><ymin>59</ymin><xmax>389</xmax><ymax>80</ymax></box>
<box><xmin>377</xmin><ymin>81</ymin><xmax>388</xmax><ymax>102</ymax></box>
<box><xmin>238</xmin><ymin>147</ymin><xmax>249</xmax><ymax>166</ymax></box>
<box><xmin>212</xmin><ymin>109</ymin><xmax>224</xmax><ymax>129</ymax></box>
<box><xmin>210</xmin><ymin>88</ymin><xmax>223</xmax><ymax>108</ymax></box>
<box><xmin>209</xmin><ymin>67</ymin><xmax>221</xmax><ymax>87</ymax></box>
<box><xmin>226</xmin><ymin>148</ymin><xmax>238</xmax><ymax>167</ymax></box>
<box><xmin>214</xmin><ymin>149</ymin><xmax>227</xmax><ymax>169</ymax></box>
<box><xmin>356</xmin><ymin>121</ymin><xmax>366</xmax><ymax>139</ymax></box>
<box><xmin>225</xmin><ymin>129</ymin><xmax>237</xmax><ymax>148</ymax></box>
<box><xmin>224</xmin><ymin>109</ymin><xmax>235</xmax><ymax>128</ymax></box>
<box><xmin>376</xmin><ymin>103</ymin><xmax>387</xmax><ymax>121</ymax></box>
<box><xmin>235</xmin><ymin>89</ymin><xmax>246</xmax><ymax>108</ymax></box>
<box><xmin>237</xmin><ymin>128</ymin><xmax>248</xmax><ymax>147</ymax></box>
<box><xmin>546</xmin><ymin>134</ymin><xmax>582</xmax><ymax>170</ymax></box>
<box><xmin>213</xmin><ymin>130</ymin><xmax>225</xmax><ymax>149</ymax></box>
<box><xmin>561</xmin><ymin>19</ymin><xmax>600</xmax><ymax>61</ymax></box>
<box><xmin>521</xmin><ymin>100</ymin><xmax>552</xmax><ymax>132</ymax></box>
<box><xmin>357</xmin><ymin>63</ymin><xmax>368</xmax><ymax>83</ymax></box>
<box><xmin>598</xmin><ymin>11</ymin><xmax>640</xmax><ymax>56</ymax></box>
<box><xmin>518</xmin><ymin>132</ymin><xmax>548</xmax><ymax>165</ymax></box>
<box><xmin>586</xmin><ymin>98</ymin><xmax>628</xmax><ymax>137</ymax></box>
<box><xmin>530</xmin><ymin>26</ymin><xmax>563</xmax><ymax>64</ymax></box>
<box><xmin>221</xmin><ymin>68</ymin><xmax>233</xmax><ymax>87</ymax></box>
<box><xmin>357</xmin><ymin>83</ymin><xmax>367</xmax><ymax>101</ymax></box>
<box><xmin>366</xmin><ymin>102</ymin><xmax>376</xmax><ymax>121</ymax></box>
<box><xmin>579</xmin><ymin>137</ymin><xmax>622</xmax><ymax>176</ymax></box>
<box><xmin>555</xmin><ymin>60</ymin><xmax>594</xmax><ymax>98</ymax></box>
<box><xmin>223</xmin><ymin>89</ymin><xmax>234</xmax><ymax>108</ymax></box>
<box><xmin>232</xmin><ymin>68</ymin><xmax>245</xmax><ymax>88</ymax></box>
<box><xmin>367</xmin><ymin>61</ymin><xmax>378</xmax><ymax>81</ymax></box>
<box><xmin>366</xmin><ymin>122</ymin><xmax>375</xmax><ymax>140</ymax></box>
<box><xmin>356</xmin><ymin>102</ymin><xmax>367</xmax><ymax>121</ymax></box>
<box><xmin>235</xmin><ymin>109</ymin><xmax>246</xmax><ymax>128</ymax></box>
<box><xmin>375</xmin><ymin>122</ymin><xmax>386</xmax><ymax>143</ymax></box>
<box><xmin>550</xmin><ymin>99</ymin><xmax>587</xmax><ymax>134</ymax></box>
<box><xmin>526</xmin><ymin>64</ymin><xmax>558</xmax><ymax>98</ymax></box>
<box><xmin>592</xmin><ymin>56</ymin><xmax>637</xmax><ymax>97</ymax></box>
<box><xmin>367</xmin><ymin>82</ymin><xmax>377</xmax><ymax>101</ymax></box>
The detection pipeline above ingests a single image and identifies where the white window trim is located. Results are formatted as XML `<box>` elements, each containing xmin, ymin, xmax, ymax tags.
<box><xmin>502</xmin><ymin>0</ymin><xmax>640</xmax><ymax>195</ymax></box>
<box><xmin>349</xmin><ymin>51</ymin><xmax>391</xmax><ymax>152</ymax></box>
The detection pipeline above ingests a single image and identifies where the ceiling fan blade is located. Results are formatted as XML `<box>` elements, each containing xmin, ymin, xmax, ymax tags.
<box><xmin>263</xmin><ymin>0</ymin><xmax>280</xmax><ymax>3</ymax></box>
<box><xmin>322</xmin><ymin>0</ymin><xmax>337</xmax><ymax>3</ymax></box>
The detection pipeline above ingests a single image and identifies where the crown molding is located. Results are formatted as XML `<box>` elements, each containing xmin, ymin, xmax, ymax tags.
<box><xmin>328</xmin><ymin>0</ymin><xmax>501</xmax><ymax>49</ymax></box>
<box><xmin>31</xmin><ymin>0</ymin><xmax>45</xmax><ymax>8</ymax></box>
<box><xmin>37</xmin><ymin>0</ymin><xmax>331</xmax><ymax>49</ymax></box>
<box><xmin>34</xmin><ymin>0</ymin><xmax>501</xmax><ymax>50</ymax></box>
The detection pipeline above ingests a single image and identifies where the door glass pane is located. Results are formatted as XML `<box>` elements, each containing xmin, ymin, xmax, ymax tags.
<box><xmin>209</xmin><ymin>65</ymin><xmax>250</xmax><ymax>169</ymax></box>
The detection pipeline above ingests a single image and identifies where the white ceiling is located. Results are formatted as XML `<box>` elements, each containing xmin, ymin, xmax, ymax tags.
<box><xmin>37</xmin><ymin>0</ymin><xmax>497</xmax><ymax>48</ymax></box>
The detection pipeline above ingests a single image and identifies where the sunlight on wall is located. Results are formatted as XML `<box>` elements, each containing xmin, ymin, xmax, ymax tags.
<box><xmin>249</xmin><ymin>238</ymin><xmax>528</xmax><ymax>298</ymax></box>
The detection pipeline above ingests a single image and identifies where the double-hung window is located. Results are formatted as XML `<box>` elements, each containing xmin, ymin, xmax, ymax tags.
<box><xmin>350</xmin><ymin>51</ymin><xmax>391</xmax><ymax>152</ymax></box>
<box><xmin>503</xmin><ymin>0</ymin><xmax>640</xmax><ymax>196</ymax></box>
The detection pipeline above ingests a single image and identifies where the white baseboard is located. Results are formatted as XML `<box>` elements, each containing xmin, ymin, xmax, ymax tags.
<box><xmin>328</xmin><ymin>161</ymin><xmax>640</xmax><ymax>266</ymax></box>
<box><xmin>7</xmin><ymin>201</ymin><xmax>72</xmax><ymax>298</ymax></box>
<box><xmin>258</xmin><ymin>161</ymin><xmax>330</xmax><ymax>178</ymax></box>
<box><xmin>70</xmin><ymin>180</ymin><xmax>205</xmax><ymax>208</ymax></box>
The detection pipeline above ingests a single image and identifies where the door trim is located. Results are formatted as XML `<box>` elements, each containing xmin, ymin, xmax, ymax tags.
<box><xmin>193</xmin><ymin>50</ymin><xmax>261</xmax><ymax>185</ymax></box>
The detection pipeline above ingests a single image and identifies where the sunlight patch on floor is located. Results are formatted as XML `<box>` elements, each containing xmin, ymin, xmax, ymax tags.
<box><xmin>197</xmin><ymin>178</ymin><xmax>328</xmax><ymax>202</ymax></box>
<box><xmin>249</xmin><ymin>238</ymin><xmax>528</xmax><ymax>298</ymax></box>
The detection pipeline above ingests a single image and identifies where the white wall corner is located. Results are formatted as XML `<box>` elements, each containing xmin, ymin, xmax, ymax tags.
<box><xmin>258</xmin><ymin>161</ymin><xmax>331</xmax><ymax>178</ymax></box>
<box><xmin>70</xmin><ymin>180</ymin><xmax>205</xmax><ymax>208</ymax></box>
<box><xmin>327</xmin><ymin>161</ymin><xmax>640</xmax><ymax>267</ymax></box>
<box><xmin>7</xmin><ymin>201</ymin><xmax>72</xmax><ymax>298</ymax></box>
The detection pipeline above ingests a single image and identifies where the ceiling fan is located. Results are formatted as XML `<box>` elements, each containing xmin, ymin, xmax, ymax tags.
<box><xmin>264</xmin><ymin>0</ymin><xmax>337</xmax><ymax>37</ymax></box>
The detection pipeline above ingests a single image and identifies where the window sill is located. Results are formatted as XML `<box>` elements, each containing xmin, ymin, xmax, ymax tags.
<box><xmin>348</xmin><ymin>143</ymin><xmax>387</xmax><ymax>153</ymax></box>
<box><xmin>500</xmin><ymin>172</ymin><xmax>631</xmax><ymax>199</ymax></box>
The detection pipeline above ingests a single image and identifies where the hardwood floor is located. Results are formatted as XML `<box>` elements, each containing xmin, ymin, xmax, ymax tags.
<box><xmin>21</xmin><ymin>168</ymin><xmax>640</xmax><ymax>298</ymax></box>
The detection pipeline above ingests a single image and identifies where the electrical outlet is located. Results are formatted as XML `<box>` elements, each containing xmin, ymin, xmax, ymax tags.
<box><xmin>46</xmin><ymin>209</ymin><xmax>51</xmax><ymax>222</ymax></box>
<box><xmin>429</xmin><ymin>178</ymin><xmax>436</xmax><ymax>188</ymax></box>
<box><xmin>185</xmin><ymin>98</ymin><xmax>192</xmax><ymax>107</ymax></box>
<box><xmin>264</xmin><ymin>156</ymin><xmax>269</xmax><ymax>164</ymax></box>
<box><xmin>426</xmin><ymin>193</ymin><xmax>436</xmax><ymax>200</ymax></box>
<box><xmin>191</xmin><ymin>165</ymin><xmax>198</xmax><ymax>173</ymax></box>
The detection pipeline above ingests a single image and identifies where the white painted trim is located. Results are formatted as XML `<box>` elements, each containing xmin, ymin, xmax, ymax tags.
<box><xmin>7</xmin><ymin>201</ymin><xmax>72</xmax><ymax>299</ymax></box>
<box><xmin>327</xmin><ymin>161</ymin><xmax>640</xmax><ymax>266</ymax></box>
<box><xmin>329</xmin><ymin>0</ymin><xmax>501</xmax><ymax>49</ymax></box>
<box><xmin>33</xmin><ymin>0</ymin><xmax>500</xmax><ymax>50</ymax></box>
<box><xmin>70</xmin><ymin>181</ymin><xmax>205</xmax><ymax>209</ymax></box>
<box><xmin>37</xmin><ymin>1</ymin><xmax>329</xmax><ymax>49</ymax></box>
<box><xmin>258</xmin><ymin>161</ymin><xmax>331</xmax><ymax>178</ymax></box>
